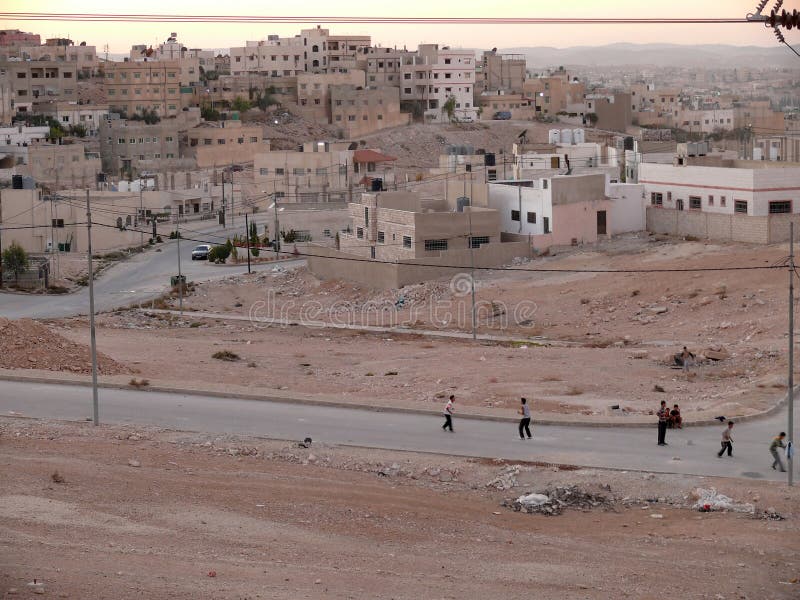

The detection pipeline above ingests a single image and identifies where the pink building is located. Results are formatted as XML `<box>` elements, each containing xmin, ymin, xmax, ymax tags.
<box><xmin>0</xmin><ymin>30</ymin><xmax>41</xmax><ymax>47</ymax></box>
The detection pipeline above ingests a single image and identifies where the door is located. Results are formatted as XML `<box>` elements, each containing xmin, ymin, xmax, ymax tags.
<box><xmin>550</xmin><ymin>156</ymin><xmax>560</xmax><ymax>169</ymax></box>
<box><xmin>543</xmin><ymin>216</ymin><xmax>550</xmax><ymax>234</ymax></box>
<box><xmin>597</xmin><ymin>210</ymin><xmax>607</xmax><ymax>235</ymax></box>
<box><xmin>676</xmin><ymin>198</ymin><xmax>684</xmax><ymax>211</ymax></box>
<box><xmin>370</xmin><ymin>246</ymin><xmax>376</xmax><ymax>259</ymax></box>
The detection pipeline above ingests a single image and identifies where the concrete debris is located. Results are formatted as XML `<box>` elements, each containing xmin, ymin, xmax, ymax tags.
<box><xmin>504</xmin><ymin>485</ymin><xmax>610</xmax><ymax>516</ymax></box>
<box><xmin>691</xmin><ymin>488</ymin><xmax>754</xmax><ymax>514</ymax></box>
<box><xmin>486</xmin><ymin>465</ymin><xmax>520</xmax><ymax>491</ymax></box>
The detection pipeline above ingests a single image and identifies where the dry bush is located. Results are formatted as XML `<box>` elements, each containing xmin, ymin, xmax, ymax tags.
<box><xmin>212</xmin><ymin>350</ymin><xmax>240</xmax><ymax>362</ymax></box>
<box><xmin>580</xmin><ymin>298</ymin><xmax>591</xmax><ymax>305</ymax></box>
<box><xmin>630</xmin><ymin>289</ymin><xmax>640</xmax><ymax>297</ymax></box>
<box><xmin>128</xmin><ymin>378</ymin><xmax>150</xmax><ymax>388</ymax></box>
<box><xmin>584</xmin><ymin>339</ymin><xmax>613</xmax><ymax>348</ymax></box>
<box><xmin>51</xmin><ymin>471</ymin><xmax>65</xmax><ymax>484</ymax></box>
<box><xmin>564</xmin><ymin>385</ymin><xmax>584</xmax><ymax>396</ymax></box>
<box><xmin>421</xmin><ymin>343</ymin><xmax>436</xmax><ymax>349</ymax></box>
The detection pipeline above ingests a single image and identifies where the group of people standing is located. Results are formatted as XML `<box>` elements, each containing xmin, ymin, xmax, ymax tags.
<box><xmin>657</xmin><ymin>399</ymin><xmax>790</xmax><ymax>472</ymax></box>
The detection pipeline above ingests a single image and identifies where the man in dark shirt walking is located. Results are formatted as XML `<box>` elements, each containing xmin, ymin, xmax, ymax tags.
<box><xmin>518</xmin><ymin>397</ymin><xmax>532</xmax><ymax>440</ymax></box>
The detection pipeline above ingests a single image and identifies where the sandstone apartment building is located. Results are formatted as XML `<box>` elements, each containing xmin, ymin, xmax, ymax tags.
<box><xmin>230</xmin><ymin>27</ymin><xmax>370</xmax><ymax>76</ymax></box>
<box><xmin>478</xmin><ymin>50</ymin><xmax>526</xmax><ymax>94</ymax></box>
<box><xmin>330</xmin><ymin>85</ymin><xmax>409</xmax><ymax>138</ymax></box>
<box><xmin>0</xmin><ymin>58</ymin><xmax>78</xmax><ymax>114</ymax></box>
<box><xmin>641</xmin><ymin>160</ymin><xmax>800</xmax><ymax>244</ymax></box>
<box><xmin>104</xmin><ymin>59</ymin><xmax>187</xmax><ymax>118</ymax></box>
<box><xmin>306</xmin><ymin>190</ymin><xmax>531</xmax><ymax>288</ymax></box>
<box><xmin>183</xmin><ymin>120</ymin><xmax>268</xmax><ymax>168</ymax></box>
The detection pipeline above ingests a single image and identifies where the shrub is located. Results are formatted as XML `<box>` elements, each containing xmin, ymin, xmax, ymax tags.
<box><xmin>208</xmin><ymin>245</ymin><xmax>231</xmax><ymax>263</ymax></box>
<box><xmin>2</xmin><ymin>242</ymin><xmax>29</xmax><ymax>284</ymax></box>
<box><xmin>212</xmin><ymin>350</ymin><xmax>240</xmax><ymax>361</ymax></box>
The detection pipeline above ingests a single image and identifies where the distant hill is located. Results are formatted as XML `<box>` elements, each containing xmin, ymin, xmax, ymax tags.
<box><xmin>497</xmin><ymin>43</ymin><xmax>799</xmax><ymax>70</ymax></box>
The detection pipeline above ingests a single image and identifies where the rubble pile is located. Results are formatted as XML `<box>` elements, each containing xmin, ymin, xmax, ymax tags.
<box><xmin>504</xmin><ymin>485</ymin><xmax>611</xmax><ymax>516</ymax></box>
<box><xmin>486</xmin><ymin>465</ymin><xmax>521</xmax><ymax>490</ymax></box>
<box><xmin>0</xmin><ymin>318</ymin><xmax>129</xmax><ymax>375</ymax></box>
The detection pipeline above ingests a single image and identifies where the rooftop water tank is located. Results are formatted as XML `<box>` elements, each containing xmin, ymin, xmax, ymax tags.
<box><xmin>560</xmin><ymin>128</ymin><xmax>574</xmax><ymax>145</ymax></box>
<box><xmin>548</xmin><ymin>129</ymin><xmax>561</xmax><ymax>144</ymax></box>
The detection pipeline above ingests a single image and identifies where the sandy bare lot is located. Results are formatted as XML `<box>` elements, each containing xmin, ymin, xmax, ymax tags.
<box><xmin>1</xmin><ymin>417</ymin><xmax>798</xmax><ymax>599</ymax></box>
<box><xmin>19</xmin><ymin>235</ymin><xmax>787</xmax><ymax>422</ymax></box>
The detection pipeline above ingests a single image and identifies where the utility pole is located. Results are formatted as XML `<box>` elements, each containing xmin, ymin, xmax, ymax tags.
<box><xmin>0</xmin><ymin>192</ymin><xmax>4</xmax><ymax>289</ymax></box>
<box><xmin>177</xmin><ymin>217</ymin><xmax>183</xmax><ymax>316</ymax></box>
<box><xmin>466</xmin><ymin>201</ymin><xmax>477</xmax><ymax>341</ymax></box>
<box><xmin>245</xmin><ymin>212</ymin><xmax>251</xmax><ymax>274</ymax></box>
<box><xmin>272</xmin><ymin>193</ymin><xmax>280</xmax><ymax>258</ymax></box>
<box><xmin>789</xmin><ymin>222</ymin><xmax>795</xmax><ymax>486</ymax></box>
<box><xmin>139</xmin><ymin>181</ymin><xmax>144</xmax><ymax>248</ymax></box>
<box><xmin>229</xmin><ymin>161</ymin><xmax>235</xmax><ymax>227</ymax></box>
<box><xmin>86</xmin><ymin>190</ymin><xmax>99</xmax><ymax>425</ymax></box>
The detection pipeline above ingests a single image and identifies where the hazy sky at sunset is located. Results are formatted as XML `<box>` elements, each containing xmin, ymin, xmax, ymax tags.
<box><xmin>0</xmin><ymin>0</ymin><xmax>786</xmax><ymax>53</ymax></box>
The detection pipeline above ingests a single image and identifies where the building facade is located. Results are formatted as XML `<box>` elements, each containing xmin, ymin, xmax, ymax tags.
<box><xmin>183</xmin><ymin>120</ymin><xmax>268</xmax><ymax>168</ymax></box>
<box><xmin>478</xmin><ymin>50</ymin><xmax>526</xmax><ymax>94</ymax></box>
<box><xmin>330</xmin><ymin>85</ymin><xmax>409</xmax><ymax>138</ymax></box>
<box><xmin>104</xmin><ymin>60</ymin><xmax>185</xmax><ymax>118</ymax></box>
<box><xmin>0</xmin><ymin>59</ymin><xmax>78</xmax><ymax>114</ymax></box>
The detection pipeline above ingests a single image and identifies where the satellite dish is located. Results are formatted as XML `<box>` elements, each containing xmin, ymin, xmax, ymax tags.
<box><xmin>517</xmin><ymin>129</ymin><xmax>528</xmax><ymax>139</ymax></box>
<box><xmin>348</xmin><ymin>142</ymin><xmax>358</xmax><ymax>150</ymax></box>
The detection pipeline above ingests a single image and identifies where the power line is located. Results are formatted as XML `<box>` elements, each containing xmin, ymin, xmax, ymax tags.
<box><xmin>0</xmin><ymin>13</ymin><xmax>751</xmax><ymax>25</ymax></box>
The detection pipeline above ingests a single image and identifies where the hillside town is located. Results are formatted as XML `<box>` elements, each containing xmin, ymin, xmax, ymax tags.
<box><xmin>1</xmin><ymin>16</ymin><xmax>800</xmax><ymax>599</ymax></box>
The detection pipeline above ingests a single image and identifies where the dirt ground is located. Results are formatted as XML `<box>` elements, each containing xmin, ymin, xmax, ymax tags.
<box><xmin>1</xmin><ymin>417</ymin><xmax>797</xmax><ymax>599</ymax></box>
<box><xmin>24</xmin><ymin>235</ymin><xmax>790</xmax><ymax>421</ymax></box>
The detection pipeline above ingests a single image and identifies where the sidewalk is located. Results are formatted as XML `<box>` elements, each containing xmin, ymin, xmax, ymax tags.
<box><xmin>0</xmin><ymin>368</ymin><xmax>789</xmax><ymax>429</ymax></box>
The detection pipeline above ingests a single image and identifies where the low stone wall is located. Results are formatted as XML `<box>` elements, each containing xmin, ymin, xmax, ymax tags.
<box><xmin>304</xmin><ymin>241</ymin><xmax>532</xmax><ymax>289</ymax></box>
<box><xmin>646</xmin><ymin>207</ymin><xmax>780</xmax><ymax>244</ymax></box>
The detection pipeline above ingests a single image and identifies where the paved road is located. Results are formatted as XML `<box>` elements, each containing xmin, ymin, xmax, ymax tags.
<box><xmin>1</xmin><ymin>381</ymin><xmax>795</xmax><ymax>481</ymax></box>
<box><xmin>0</xmin><ymin>220</ymin><xmax>304</xmax><ymax>319</ymax></box>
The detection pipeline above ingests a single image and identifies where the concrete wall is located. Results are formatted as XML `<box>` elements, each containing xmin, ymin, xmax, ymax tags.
<box><xmin>305</xmin><ymin>239</ymin><xmax>531</xmax><ymax>289</ymax></box>
<box><xmin>607</xmin><ymin>183</ymin><xmax>646</xmax><ymax>234</ymax></box>
<box><xmin>646</xmin><ymin>206</ymin><xmax>773</xmax><ymax>244</ymax></box>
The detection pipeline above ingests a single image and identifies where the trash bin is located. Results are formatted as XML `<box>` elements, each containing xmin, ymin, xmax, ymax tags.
<box><xmin>170</xmin><ymin>275</ymin><xmax>186</xmax><ymax>287</ymax></box>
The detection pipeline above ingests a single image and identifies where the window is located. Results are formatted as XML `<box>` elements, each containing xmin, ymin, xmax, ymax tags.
<box><xmin>469</xmin><ymin>236</ymin><xmax>489</xmax><ymax>248</ymax></box>
<box><xmin>118</xmin><ymin>138</ymin><xmax>125</xmax><ymax>144</ymax></box>
<box><xmin>424</xmin><ymin>239</ymin><xmax>448</xmax><ymax>252</ymax></box>
<box><xmin>689</xmin><ymin>196</ymin><xmax>702</xmax><ymax>210</ymax></box>
<box><xmin>364</xmin><ymin>207</ymin><xmax>369</xmax><ymax>222</ymax></box>
<box><xmin>129</xmin><ymin>138</ymin><xmax>136</xmax><ymax>144</ymax></box>
<box><xmin>356</xmin><ymin>227</ymin><xmax>364</xmax><ymax>239</ymax></box>
<box><xmin>650</xmin><ymin>192</ymin><xmax>663</xmax><ymax>206</ymax></box>
<box><xmin>217</xmin><ymin>139</ymin><xmax>225</xmax><ymax>145</ymax></box>
<box><xmin>165</xmin><ymin>136</ymin><xmax>173</xmax><ymax>143</ymax></box>
<box><xmin>769</xmin><ymin>201</ymin><xmax>791</xmax><ymax>214</ymax></box>
<box><xmin>377</xmin><ymin>231</ymin><xmax>385</xmax><ymax>244</ymax></box>
<box><xmin>667</xmin><ymin>192</ymin><xmax>672</xmax><ymax>202</ymax></box>
<box><xmin>526</xmin><ymin>212</ymin><xmax>537</xmax><ymax>224</ymax></box>
<box><xmin>275</xmin><ymin>168</ymin><xmax>285</xmax><ymax>175</ymax></box>
<box><xmin>402</xmin><ymin>236</ymin><xmax>412</xmax><ymax>249</ymax></box>
<box><xmin>404</xmin><ymin>88</ymin><xmax>412</xmax><ymax>94</ymax></box>
<box><xmin>734</xmin><ymin>200</ymin><xmax>748</xmax><ymax>214</ymax></box>
<box><xmin>543</xmin><ymin>216</ymin><xmax>551</xmax><ymax>234</ymax></box>
<box><xmin>720</xmin><ymin>196</ymin><xmax>727</xmax><ymax>207</ymax></box>
<box><xmin>293</xmin><ymin>167</ymin><xmax>305</xmax><ymax>175</ymax></box>
<box><xmin>51</xmin><ymin>219</ymin><xmax>65</xmax><ymax>228</ymax></box>
<box><xmin>323</xmin><ymin>229</ymin><xmax>332</xmax><ymax>238</ymax></box>
<box><xmin>708</xmin><ymin>195</ymin><xmax>714</xmax><ymax>206</ymax></box>
<box><xmin>511</xmin><ymin>210</ymin><xmax>520</xmax><ymax>221</ymax></box>
<box><xmin>259</xmin><ymin>168</ymin><xmax>269</xmax><ymax>175</ymax></box>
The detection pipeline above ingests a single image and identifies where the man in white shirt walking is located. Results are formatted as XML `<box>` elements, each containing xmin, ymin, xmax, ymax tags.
<box><xmin>442</xmin><ymin>395</ymin><xmax>455</xmax><ymax>432</ymax></box>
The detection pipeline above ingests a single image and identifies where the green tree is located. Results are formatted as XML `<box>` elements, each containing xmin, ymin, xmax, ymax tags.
<box><xmin>201</xmin><ymin>106</ymin><xmax>220</xmax><ymax>121</ymax></box>
<box><xmin>232</xmin><ymin>96</ymin><xmax>252</xmax><ymax>113</ymax></box>
<box><xmin>443</xmin><ymin>96</ymin><xmax>456</xmax><ymax>122</ymax></box>
<box><xmin>2</xmin><ymin>242</ymin><xmax>29</xmax><ymax>285</ymax></box>
<box><xmin>249</xmin><ymin>221</ymin><xmax>258</xmax><ymax>246</ymax></box>
<box><xmin>208</xmin><ymin>244</ymin><xmax>230</xmax><ymax>263</ymax></box>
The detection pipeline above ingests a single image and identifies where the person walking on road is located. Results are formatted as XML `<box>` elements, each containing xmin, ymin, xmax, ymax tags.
<box><xmin>442</xmin><ymin>395</ymin><xmax>455</xmax><ymax>433</ymax></box>
<box><xmin>657</xmin><ymin>400</ymin><xmax>669</xmax><ymax>446</ymax></box>
<box><xmin>770</xmin><ymin>432</ymin><xmax>787</xmax><ymax>472</ymax></box>
<box><xmin>717</xmin><ymin>421</ymin><xmax>734</xmax><ymax>457</ymax></box>
<box><xmin>518</xmin><ymin>397</ymin><xmax>532</xmax><ymax>440</ymax></box>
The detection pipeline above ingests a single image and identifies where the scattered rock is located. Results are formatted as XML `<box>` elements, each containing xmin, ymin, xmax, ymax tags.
<box><xmin>127</xmin><ymin>459</ymin><xmax>141</xmax><ymax>468</ymax></box>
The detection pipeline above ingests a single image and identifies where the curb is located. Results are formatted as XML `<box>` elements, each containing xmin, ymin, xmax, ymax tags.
<box><xmin>0</xmin><ymin>372</ymin><xmax>791</xmax><ymax>429</ymax></box>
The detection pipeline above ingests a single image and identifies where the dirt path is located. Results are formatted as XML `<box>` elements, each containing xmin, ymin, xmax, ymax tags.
<box><xmin>1</xmin><ymin>418</ymin><xmax>798</xmax><ymax>599</ymax></box>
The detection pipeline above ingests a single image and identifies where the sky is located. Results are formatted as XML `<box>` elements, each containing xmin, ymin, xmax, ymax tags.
<box><xmin>0</xmin><ymin>0</ymin><xmax>786</xmax><ymax>53</ymax></box>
